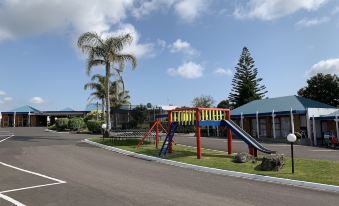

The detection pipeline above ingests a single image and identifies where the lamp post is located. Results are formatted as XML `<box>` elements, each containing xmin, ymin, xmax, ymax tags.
<box><xmin>287</xmin><ymin>133</ymin><xmax>297</xmax><ymax>174</ymax></box>
<box><xmin>102</xmin><ymin>123</ymin><xmax>107</xmax><ymax>141</ymax></box>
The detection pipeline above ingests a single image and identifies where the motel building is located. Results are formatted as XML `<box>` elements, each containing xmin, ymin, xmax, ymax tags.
<box><xmin>231</xmin><ymin>95</ymin><xmax>339</xmax><ymax>146</ymax></box>
<box><xmin>0</xmin><ymin>105</ymin><xmax>89</xmax><ymax>127</ymax></box>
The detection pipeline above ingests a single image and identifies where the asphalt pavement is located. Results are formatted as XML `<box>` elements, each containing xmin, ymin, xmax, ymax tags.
<box><xmin>0</xmin><ymin>127</ymin><xmax>338</xmax><ymax>206</ymax></box>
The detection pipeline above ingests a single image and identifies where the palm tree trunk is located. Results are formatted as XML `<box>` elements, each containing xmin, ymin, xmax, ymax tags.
<box><xmin>101</xmin><ymin>99</ymin><xmax>105</xmax><ymax>121</ymax></box>
<box><xmin>105</xmin><ymin>63</ymin><xmax>111</xmax><ymax>136</ymax></box>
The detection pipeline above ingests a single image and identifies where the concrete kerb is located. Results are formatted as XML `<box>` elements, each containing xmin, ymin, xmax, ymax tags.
<box><xmin>83</xmin><ymin>139</ymin><xmax>339</xmax><ymax>193</ymax></box>
<box><xmin>44</xmin><ymin>129</ymin><xmax>69</xmax><ymax>134</ymax></box>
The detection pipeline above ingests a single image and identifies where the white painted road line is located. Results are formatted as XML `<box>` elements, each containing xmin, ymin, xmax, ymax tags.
<box><xmin>0</xmin><ymin>135</ymin><xmax>66</xmax><ymax>205</ymax></box>
<box><xmin>0</xmin><ymin>193</ymin><xmax>25</xmax><ymax>206</ymax></box>
<box><xmin>0</xmin><ymin>161</ymin><xmax>66</xmax><ymax>184</ymax></box>
<box><xmin>0</xmin><ymin>182</ymin><xmax>65</xmax><ymax>194</ymax></box>
<box><xmin>0</xmin><ymin>135</ymin><xmax>14</xmax><ymax>143</ymax></box>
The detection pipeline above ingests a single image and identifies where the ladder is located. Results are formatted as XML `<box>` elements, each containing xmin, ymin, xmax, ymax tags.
<box><xmin>159</xmin><ymin>122</ymin><xmax>178</xmax><ymax>157</ymax></box>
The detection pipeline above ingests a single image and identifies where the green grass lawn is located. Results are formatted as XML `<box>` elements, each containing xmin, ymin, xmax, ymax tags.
<box><xmin>90</xmin><ymin>137</ymin><xmax>339</xmax><ymax>186</ymax></box>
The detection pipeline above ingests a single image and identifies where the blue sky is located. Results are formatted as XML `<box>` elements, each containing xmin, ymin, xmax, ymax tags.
<box><xmin>0</xmin><ymin>0</ymin><xmax>339</xmax><ymax>111</ymax></box>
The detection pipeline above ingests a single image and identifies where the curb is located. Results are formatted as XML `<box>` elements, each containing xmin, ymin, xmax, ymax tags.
<box><xmin>83</xmin><ymin>139</ymin><xmax>339</xmax><ymax>193</ymax></box>
<box><xmin>44</xmin><ymin>129</ymin><xmax>69</xmax><ymax>134</ymax></box>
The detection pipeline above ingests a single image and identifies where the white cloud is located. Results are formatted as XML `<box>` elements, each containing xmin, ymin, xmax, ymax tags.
<box><xmin>174</xmin><ymin>0</ymin><xmax>208</xmax><ymax>22</ymax></box>
<box><xmin>332</xmin><ymin>7</ymin><xmax>339</xmax><ymax>15</ymax></box>
<box><xmin>296</xmin><ymin>17</ymin><xmax>329</xmax><ymax>27</ymax></box>
<box><xmin>0</xmin><ymin>0</ymin><xmax>134</xmax><ymax>41</ymax></box>
<box><xmin>306</xmin><ymin>58</ymin><xmax>339</xmax><ymax>76</ymax></box>
<box><xmin>104</xmin><ymin>24</ymin><xmax>153</xmax><ymax>58</ymax></box>
<box><xmin>234</xmin><ymin>0</ymin><xmax>327</xmax><ymax>21</ymax></box>
<box><xmin>169</xmin><ymin>39</ymin><xmax>197</xmax><ymax>56</ymax></box>
<box><xmin>132</xmin><ymin>0</ymin><xmax>210</xmax><ymax>22</ymax></box>
<box><xmin>157</xmin><ymin>39</ymin><xmax>167</xmax><ymax>49</ymax></box>
<box><xmin>214</xmin><ymin>68</ymin><xmax>233</xmax><ymax>76</ymax></box>
<box><xmin>0</xmin><ymin>90</ymin><xmax>6</xmax><ymax>96</ymax></box>
<box><xmin>132</xmin><ymin>0</ymin><xmax>176</xmax><ymax>18</ymax></box>
<box><xmin>167</xmin><ymin>61</ymin><xmax>204</xmax><ymax>79</ymax></box>
<box><xmin>30</xmin><ymin>97</ymin><xmax>45</xmax><ymax>104</ymax></box>
<box><xmin>3</xmin><ymin>97</ymin><xmax>12</xmax><ymax>102</ymax></box>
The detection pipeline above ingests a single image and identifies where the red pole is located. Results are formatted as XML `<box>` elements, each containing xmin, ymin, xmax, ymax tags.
<box><xmin>196</xmin><ymin>109</ymin><xmax>202</xmax><ymax>159</ymax></box>
<box><xmin>168</xmin><ymin>111</ymin><xmax>173</xmax><ymax>153</ymax></box>
<box><xmin>249</xmin><ymin>146</ymin><xmax>254</xmax><ymax>156</ymax></box>
<box><xmin>156</xmin><ymin>120</ymin><xmax>159</xmax><ymax>149</ymax></box>
<box><xmin>227</xmin><ymin>111</ymin><xmax>232</xmax><ymax>155</ymax></box>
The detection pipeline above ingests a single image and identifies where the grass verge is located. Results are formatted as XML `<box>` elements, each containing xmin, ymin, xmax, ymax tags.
<box><xmin>90</xmin><ymin>137</ymin><xmax>339</xmax><ymax>186</ymax></box>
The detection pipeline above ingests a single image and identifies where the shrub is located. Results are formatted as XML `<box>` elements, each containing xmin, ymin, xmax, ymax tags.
<box><xmin>48</xmin><ymin>124</ymin><xmax>57</xmax><ymax>130</ymax></box>
<box><xmin>68</xmin><ymin>118</ymin><xmax>86</xmax><ymax>131</ymax></box>
<box><xmin>84</xmin><ymin>111</ymin><xmax>103</xmax><ymax>122</ymax></box>
<box><xmin>87</xmin><ymin>120</ymin><xmax>104</xmax><ymax>134</ymax></box>
<box><xmin>55</xmin><ymin>118</ymin><xmax>69</xmax><ymax>131</ymax></box>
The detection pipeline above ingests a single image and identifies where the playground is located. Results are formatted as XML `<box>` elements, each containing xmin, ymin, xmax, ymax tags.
<box><xmin>90</xmin><ymin>107</ymin><xmax>339</xmax><ymax>186</ymax></box>
<box><xmin>136</xmin><ymin>107</ymin><xmax>275</xmax><ymax>159</ymax></box>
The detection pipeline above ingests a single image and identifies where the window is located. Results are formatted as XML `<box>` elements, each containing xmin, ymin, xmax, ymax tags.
<box><xmin>259</xmin><ymin>119</ymin><xmax>267</xmax><ymax>137</ymax></box>
<box><xmin>273</xmin><ymin>118</ymin><xmax>282</xmax><ymax>137</ymax></box>
<box><xmin>251</xmin><ymin>119</ymin><xmax>257</xmax><ymax>137</ymax></box>
<box><xmin>281</xmin><ymin>116</ymin><xmax>291</xmax><ymax>137</ymax></box>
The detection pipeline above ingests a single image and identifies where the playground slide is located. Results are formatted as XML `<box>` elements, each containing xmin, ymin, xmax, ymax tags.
<box><xmin>222</xmin><ymin>120</ymin><xmax>275</xmax><ymax>154</ymax></box>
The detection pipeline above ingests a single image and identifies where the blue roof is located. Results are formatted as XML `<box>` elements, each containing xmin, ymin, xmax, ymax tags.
<box><xmin>231</xmin><ymin>95</ymin><xmax>335</xmax><ymax>116</ymax></box>
<box><xmin>9</xmin><ymin>105</ymin><xmax>40</xmax><ymax>113</ymax></box>
<box><xmin>60</xmin><ymin>107</ymin><xmax>74</xmax><ymax>112</ymax></box>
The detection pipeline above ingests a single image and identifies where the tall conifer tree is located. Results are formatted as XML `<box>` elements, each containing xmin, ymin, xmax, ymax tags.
<box><xmin>229</xmin><ymin>47</ymin><xmax>267</xmax><ymax>108</ymax></box>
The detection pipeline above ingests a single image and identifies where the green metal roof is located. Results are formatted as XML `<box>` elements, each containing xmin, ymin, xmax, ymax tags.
<box><xmin>9</xmin><ymin>105</ymin><xmax>40</xmax><ymax>113</ymax></box>
<box><xmin>231</xmin><ymin>95</ymin><xmax>334</xmax><ymax>116</ymax></box>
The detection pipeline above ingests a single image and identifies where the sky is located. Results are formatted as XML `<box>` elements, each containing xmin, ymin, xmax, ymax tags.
<box><xmin>0</xmin><ymin>0</ymin><xmax>339</xmax><ymax>111</ymax></box>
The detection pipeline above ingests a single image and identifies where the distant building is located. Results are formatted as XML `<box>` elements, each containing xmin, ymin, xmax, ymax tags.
<box><xmin>231</xmin><ymin>95</ymin><xmax>338</xmax><ymax>145</ymax></box>
<box><xmin>0</xmin><ymin>105</ymin><xmax>89</xmax><ymax>127</ymax></box>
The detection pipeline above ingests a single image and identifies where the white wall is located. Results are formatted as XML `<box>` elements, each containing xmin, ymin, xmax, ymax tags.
<box><xmin>307</xmin><ymin>108</ymin><xmax>338</xmax><ymax>117</ymax></box>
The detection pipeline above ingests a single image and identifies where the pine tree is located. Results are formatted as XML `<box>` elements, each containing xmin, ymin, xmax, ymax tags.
<box><xmin>229</xmin><ymin>47</ymin><xmax>267</xmax><ymax>108</ymax></box>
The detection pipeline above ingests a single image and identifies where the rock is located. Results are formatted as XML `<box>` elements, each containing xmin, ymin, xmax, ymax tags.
<box><xmin>234</xmin><ymin>152</ymin><xmax>250</xmax><ymax>163</ymax></box>
<box><xmin>260</xmin><ymin>154</ymin><xmax>284</xmax><ymax>171</ymax></box>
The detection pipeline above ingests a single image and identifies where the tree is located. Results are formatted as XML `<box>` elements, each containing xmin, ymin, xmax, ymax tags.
<box><xmin>192</xmin><ymin>95</ymin><xmax>215</xmax><ymax>108</ymax></box>
<box><xmin>85</xmin><ymin>74</ymin><xmax>131</xmax><ymax>124</ymax></box>
<box><xmin>78</xmin><ymin>32</ymin><xmax>137</xmax><ymax>136</ymax></box>
<box><xmin>84</xmin><ymin>74</ymin><xmax>106</xmax><ymax>120</ymax></box>
<box><xmin>217</xmin><ymin>100</ymin><xmax>231</xmax><ymax>109</ymax></box>
<box><xmin>298</xmin><ymin>73</ymin><xmax>339</xmax><ymax>107</ymax></box>
<box><xmin>229</xmin><ymin>47</ymin><xmax>267</xmax><ymax>108</ymax></box>
<box><xmin>110</xmin><ymin>80</ymin><xmax>131</xmax><ymax>128</ymax></box>
<box><xmin>131</xmin><ymin>105</ymin><xmax>148</xmax><ymax>127</ymax></box>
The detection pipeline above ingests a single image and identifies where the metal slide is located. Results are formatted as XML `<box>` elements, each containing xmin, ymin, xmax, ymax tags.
<box><xmin>221</xmin><ymin>120</ymin><xmax>275</xmax><ymax>154</ymax></box>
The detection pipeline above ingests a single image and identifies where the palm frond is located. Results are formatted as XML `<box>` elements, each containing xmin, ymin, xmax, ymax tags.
<box><xmin>77</xmin><ymin>32</ymin><xmax>104</xmax><ymax>53</ymax></box>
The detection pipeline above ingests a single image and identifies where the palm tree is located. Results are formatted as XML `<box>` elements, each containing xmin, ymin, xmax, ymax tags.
<box><xmin>78</xmin><ymin>32</ymin><xmax>137</xmax><ymax>135</ymax></box>
<box><xmin>84</xmin><ymin>74</ymin><xmax>106</xmax><ymax>120</ymax></box>
<box><xmin>110</xmin><ymin>80</ymin><xmax>131</xmax><ymax>128</ymax></box>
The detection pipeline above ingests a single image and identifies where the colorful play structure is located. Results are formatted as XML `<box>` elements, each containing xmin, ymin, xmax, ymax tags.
<box><xmin>137</xmin><ymin>107</ymin><xmax>275</xmax><ymax>159</ymax></box>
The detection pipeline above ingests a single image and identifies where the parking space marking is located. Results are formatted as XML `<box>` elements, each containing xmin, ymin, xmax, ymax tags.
<box><xmin>0</xmin><ymin>161</ymin><xmax>66</xmax><ymax>184</ymax></box>
<box><xmin>0</xmin><ymin>135</ymin><xmax>66</xmax><ymax>206</ymax></box>
<box><xmin>0</xmin><ymin>182</ymin><xmax>64</xmax><ymax>194</ymax></box>
<box><xmin>0</xmin><ymin>135</ymin><xmax>14</xmax><ymax>143</ymax></box>
<box><xmin>0</xmin><ymin>193</ymin><xmax>25</xmax><ymax>206</ymax></box>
